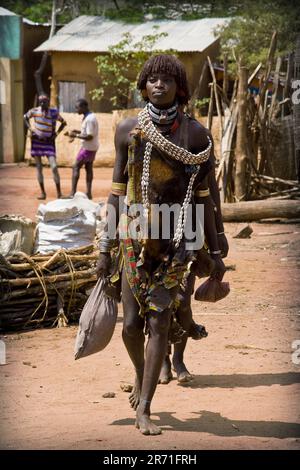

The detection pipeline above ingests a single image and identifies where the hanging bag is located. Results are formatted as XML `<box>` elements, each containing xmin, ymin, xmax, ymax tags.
<box><xmin>74</xmin><ymin>278</ymin><xmax>118</xmax><ymax>359</ymax></box>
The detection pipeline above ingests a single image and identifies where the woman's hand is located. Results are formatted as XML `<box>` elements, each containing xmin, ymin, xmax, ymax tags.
<box><xmin>191</xmin><ymin>248</ymin><xmax>215</xmax><ymax>278</ymax></box>
<box><xmin>210</xmin><ymin>254</ymin><xmax>226</xmax><ymax>281</ymax></box>
<box><xmin>217</xmin><ymin>233</ymin><xmax>229</xmax><ymax>258</ymax></box>
<box><xmin>96</xmin><ymin>253</ymin><xmax>112</xmax><ymax>279</ymax></box>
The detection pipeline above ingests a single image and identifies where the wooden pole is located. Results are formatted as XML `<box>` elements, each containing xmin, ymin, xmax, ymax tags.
<box><xmin>187</xmin><ymin>61</ymin><xmax>208</xmax><ymax>117</ymax></box>
<box><xmin>207</xmin><ymin>84</ymin><xmax>214</xmax><ymax>131</ymax></box>
<box><xmin>223</xmin><ymin>53</ymin><xmax>228</xmax><ymax>101</ymax></box>
<box><xmin>235</xmin><ymin>64</ymin><xmax>249</xmax><ymax>201</ymax></box>
<box><xmin>34</xmin><ymin>0</ymin><xmax>57</xmax><ymax>95</ymax></box>
<box><xmin>207</xmin><ymin>55</ymin><xmax>223</xmax><ymax>134</ymax></box>
<box><xmin>221</xmin><ymin>199</ymin><xmax>300</xmax><ymax>221</ymax></box>
<box><xmin>269</xmin><ymin>56</ymin><xmax>282</xmax><ymax>123</ymax></box>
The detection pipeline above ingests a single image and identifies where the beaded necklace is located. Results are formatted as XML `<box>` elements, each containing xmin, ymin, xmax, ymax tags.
<box><xmin>147</xmin><ymin>102</ymin><xmax>178</xmax><ymax>124</ymax></box>
<box><xmin>138</xmin><ymin>105</ymin><xmax>211</xmax><ymax>248</ymax></box>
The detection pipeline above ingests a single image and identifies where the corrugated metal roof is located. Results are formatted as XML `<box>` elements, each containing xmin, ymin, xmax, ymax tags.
<box><xmin>35</xmin><ymin>16</ymin><xmax>229</xmax><ymax>53</ymax></box>
<box><xmin>0</xmin><ymin>6</ymin><xmax>49</xmax><ymax>24</ymax></box>
<box><xmin>0</xmin><ymin>7</ymin><xmax>18</xmax><ymax>16</ymax></box>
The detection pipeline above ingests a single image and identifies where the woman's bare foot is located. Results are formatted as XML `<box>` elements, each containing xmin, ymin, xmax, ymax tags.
<box><xmin>173</xmin><ymin>360</ymin><xmax>193</xmax><ymax>383</ymax></box>
<box><xmin>37</xmin><ymin>192</ymin><xmax>46</xmax><ymax>200</ymax></box>
<box><xmin>129</xmin><ymin>374</ymin><xmax>142</xmax><ymax>410</ymax></box>
<box><xmin>135</xmin><ymin>411</ymin><xmax>162</xmax><ymax>435</ymax></box>
<box><xmin>158</xmin><ymin>356</ymin><xmax>173</xmax><ymax>384</ymax></box>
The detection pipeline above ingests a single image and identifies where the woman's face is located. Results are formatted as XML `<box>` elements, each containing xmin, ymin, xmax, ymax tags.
<box><xmin>146</xmin><ymin>73</ymin><xmax>177</xmax><ymax>108</ymax></box>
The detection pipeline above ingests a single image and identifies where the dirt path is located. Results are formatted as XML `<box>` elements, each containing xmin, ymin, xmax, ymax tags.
<box><xmin>0</xmin><ymin>165</ymin><xmax>300</xmax><ymax>450</ymax></box>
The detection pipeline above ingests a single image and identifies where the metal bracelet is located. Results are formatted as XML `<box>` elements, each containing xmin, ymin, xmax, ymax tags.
<box><xmin>99</xmin><ymin>238</ymin><xmax>114</xmax><ymax>253</ymax></box>
<box><xmin>211</xmin><ymin>250</ymin><xmax>221</xmax><ymax>255</ymax></box>
<box><xmin>217</xmin><ymin>232</ymin><xmax>224</xmax><ymax>235</ymax></box>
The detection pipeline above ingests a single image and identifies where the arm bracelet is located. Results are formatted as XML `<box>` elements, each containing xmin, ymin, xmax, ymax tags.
<box><xmin>99</xmin><ymin>237</ymin><xmax>114</xmax><ymax>253</ymax></box>
<box><xmin>195</xmin><ymin>188</ymin><xmax>210</xmax><ymax>198</ymax></box>
<box><xmin>111</xmin><ymin>181</ymin><xmax>127</xmax><ymax>196</ymax></box>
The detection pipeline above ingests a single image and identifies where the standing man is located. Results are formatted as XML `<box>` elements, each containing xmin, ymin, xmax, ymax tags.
<box><xmin>66</xmin><ymin>99</ymin><xmax>99</xmax><ymax>200</ymax></box>
<box><xmin>24</xmin><ymin>94</ymin><xmax>66</xmax><ymax>199</ymax></box>
<box><xmin>96</xmin><ymin>54</ymin><xmax>225</xmax><ymax>435</ymax></box>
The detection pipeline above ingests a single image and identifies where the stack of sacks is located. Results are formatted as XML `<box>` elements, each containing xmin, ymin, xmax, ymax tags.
<box><xmin>34</xmin><ymin>192</ymin><xmax>103</xmax><ymax>254</ymax></box>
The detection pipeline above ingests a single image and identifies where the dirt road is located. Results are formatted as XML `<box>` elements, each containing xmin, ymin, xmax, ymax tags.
<box><xmin>0</xmin><ymin>165</ymin><xmax>300</xmax><ymax>449</ymax></box>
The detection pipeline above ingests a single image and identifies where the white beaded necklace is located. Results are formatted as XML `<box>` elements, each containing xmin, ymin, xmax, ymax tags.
<box><xmin>138</xmin><ymin>105</ymin><xmax>211</xmax><ymax>248</ymax></box>
<box><xmin>138</xmin><ymin>105</ymin><xmax>212</xmax><ymax>165</ymax></box>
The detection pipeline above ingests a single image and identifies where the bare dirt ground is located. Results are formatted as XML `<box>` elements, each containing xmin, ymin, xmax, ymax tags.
<box><xmin>0</xmin><ymin>164</ymin><xmax>300</xmax><ymax>450</ymax></box>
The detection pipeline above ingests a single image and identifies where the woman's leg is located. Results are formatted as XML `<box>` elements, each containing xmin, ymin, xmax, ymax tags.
<box><xmin>136</xmin><ymin>306</ymin><xmax>172</xmax><ymax>435</ymax></box>
<box><xmin>121</xmin><ymin>269</ymin><xmax>145</xmax><ymax>411</ymax></box>
<box><xmin>172</xmin><ymin>273</ymin><xmax>195</xmax><ymax>382</ymax></box>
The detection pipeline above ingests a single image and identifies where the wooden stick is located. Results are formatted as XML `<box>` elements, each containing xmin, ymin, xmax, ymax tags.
<box><xmin>1</xmin><ymin>278</ymin><xmax>96</xmax><ymax>301</ymax></box>
<box><xmin>269</xmin><ymin>56</ymin><xmax>282</xmax><ymax>123</ymax></box>
<box><xmin>248</xmin><ymin>63</ymin><xmax>262</xmax><ymax>85</ymax></box>
<box><xmin>255</xmin><ymin>174</ymin><xmax>300</xmax><ymax>187</ymax></box>
<box><xmin>207</xmin><ymin>84</ymin><xmax>214</xmax><ymax>131</ymax></box>
<box><xmin>223</xmin><ymin>53</ymin><xmax>228</xmax><ymax>101</ymax></box>
<box><xmin>207</xmin><ymin>56</ymin><xmax>223</xmax><ymax>134</ymax></box>
<box><xmin>3</xmin><ymin>253</ymin><xmax>98</xmax><ymax>272</ymax></box>
<box><xmin>187</xmin><ymin>60</ymin><xmax>208</xmax><ymax>117</ymax></box>
<box><xmin>2</xmin><ymin>269</ymin><xmax>96</xmax><ymax>287</ymax></box>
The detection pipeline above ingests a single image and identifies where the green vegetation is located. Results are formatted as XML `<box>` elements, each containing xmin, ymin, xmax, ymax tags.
<box><xmin>216</xmin><ymin>1</ymin><xmax>300</xmax><ymax>72</ymax></box>
<box><xmin>2</xmin><ymin>0</ymin><xmax>298</xmax><ymax>77</ymax></box>
<box><xmin>91</xmin><ymin>29</ymin><xmax>175</xmax><ymax>109</ymax></box>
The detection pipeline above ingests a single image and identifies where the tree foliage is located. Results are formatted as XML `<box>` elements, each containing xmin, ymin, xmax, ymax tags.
<box><xmin>216</xmin><ymin>0</ymin><xmax>300</xmax><ymax>72</ymax></box>
<box><xmin>91</xmin><ymin>29</ymin><xmax>175</xmax><ymax>109</ymax></box>
<box><xmin>3</xmin><ymin>0</ymin><xmax>298</xmax><ymax>78</ymax></box>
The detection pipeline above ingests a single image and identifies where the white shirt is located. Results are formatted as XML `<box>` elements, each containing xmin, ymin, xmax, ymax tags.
<box><xmin>81</xmin><ymin>113</ymin><xmax>99</xmax><ymax>151</ymax></box>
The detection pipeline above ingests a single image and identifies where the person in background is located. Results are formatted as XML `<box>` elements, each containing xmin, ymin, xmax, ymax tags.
<box><xmin>24</xmin><ymin>94</ymin><xmax>66</xmax><ymax>199</ymax></box>
<box><xmin>65</xmin><ymin>99</ymin><xmax>99</xmax><ymax>200</ymax></box>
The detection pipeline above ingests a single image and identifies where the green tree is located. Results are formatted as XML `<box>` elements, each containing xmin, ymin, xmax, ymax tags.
<box><xmin>216</xmin><ymin>0</ymin><xmax>300</xmax><ymax>72</ymax></box>
<box><xmin>91</xmin><ymin>29</ymin><xmax>175</xmax><ymax>109</ymax></box>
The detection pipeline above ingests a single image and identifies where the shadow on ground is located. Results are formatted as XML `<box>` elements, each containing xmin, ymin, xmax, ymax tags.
<box><xmin>112</xmin><ymin>410</ymin><xmax>300</xmax><ymax>439</ymax></box>
<box><xmin>177</xmin><ymin>372</ymin><xmax>300</xmax><ymax>389</ymax></box>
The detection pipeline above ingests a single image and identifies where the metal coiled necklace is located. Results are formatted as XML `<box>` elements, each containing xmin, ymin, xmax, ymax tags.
<box><xmin>138</xmin><ymin>104</ymin><xmax>212</xmax><ymax>248</ymax></box>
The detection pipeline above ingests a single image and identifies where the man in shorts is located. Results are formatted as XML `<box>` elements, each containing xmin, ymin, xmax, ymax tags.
<box><xmin>66</xmin><ymin>99</ymin><xmax>99</xmax><ymax>200</ymax></box>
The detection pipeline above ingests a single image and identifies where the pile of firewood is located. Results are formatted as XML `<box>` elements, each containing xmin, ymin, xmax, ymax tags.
<box><xmin>250</xmin><ymin>175</ymin><xmax>300</xmax><ymax>200</ymax></box>
<box><xmin>0</xmin><ymin>245</ymin><xmax>98</xmax><ymax>331</ymax></box>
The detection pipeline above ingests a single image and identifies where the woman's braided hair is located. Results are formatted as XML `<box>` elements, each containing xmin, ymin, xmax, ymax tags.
<box><xmin>137</xmin><ymin>54</ymin><xmax>190</xmax><ymax>105</ymax></box>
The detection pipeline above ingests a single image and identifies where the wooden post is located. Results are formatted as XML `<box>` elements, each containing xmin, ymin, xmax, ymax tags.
<box><xmin>223</xmin><ymin>53</ymin><xmax>228</xmax><ymax>102</ymax></box>
<box><xmin>282</xmin><ymin>53</ymin><xmax>292</xmax><ymax>117</ymax></box>
<box><xmin>257</xmin><ymin>31</ymin><xmax>277</xmax><ymax>122</ymax></box>
<box><xmin>269</xmin><ymin>56</ymin><xmax>282</xmax><ymax>124</ymax></box>
<box><xmin>187</xmin><ymin>61</ymin><xmax>207</xmax><ymax>117</ymax></box>
<box><xmin>207</xmin><ymin>55</ymin><xmax>223</xmax><ymax>165</ymax></box>
<box><xmin>221</xmin><ymin>199</ymin><xmax>300</xmax><ymax>222</ymax></box>
<box><xmin>34</xmin><ymin>0</ymin><xmax>57</xmax><ymax>95</ymax></box>
<box><xmin>235</xmin><ymin>64</ymin><xmax>249</xmax><ymax>201</ymax></box>
<box><xmin>207</xmin><ymin>83</ymin><xmax>214</xmax><ymax>131</ymax></box>
<box><xmin>294</xmin><ymin>35</ymin><xmax>300</xmax><ymax>181</ymax></box>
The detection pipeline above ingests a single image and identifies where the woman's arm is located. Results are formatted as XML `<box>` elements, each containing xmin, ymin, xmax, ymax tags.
<box><xmin>96</xmin><ymin>118</ymin><xmax>136</xmax><ymax>277</ymax></box>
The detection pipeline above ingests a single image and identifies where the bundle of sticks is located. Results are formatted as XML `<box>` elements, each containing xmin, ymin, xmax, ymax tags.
<box><xmin>250</xmin><ymin>174</ymin><xmax>300</xmax><ymax>200</ymax></box>
<box><xmin>0</xmin><ymin>244</ymin><xmax>98</xmax><ymax>331</ymax></box>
